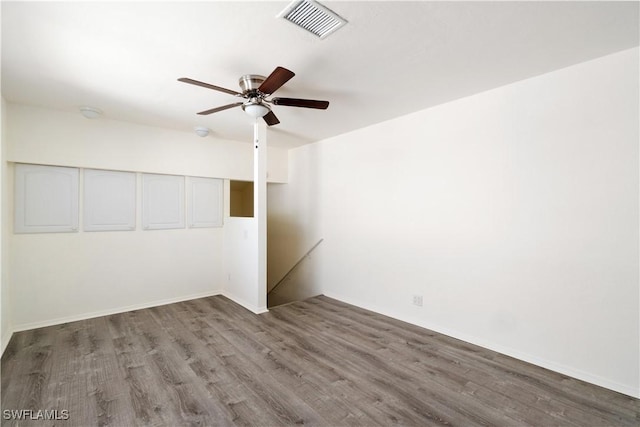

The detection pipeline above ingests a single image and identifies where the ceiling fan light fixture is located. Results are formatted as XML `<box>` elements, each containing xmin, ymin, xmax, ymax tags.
<box><xmin>242</xmin><ymin>102</ymin><xmax>270</xmax><ymax>118</ymax></box>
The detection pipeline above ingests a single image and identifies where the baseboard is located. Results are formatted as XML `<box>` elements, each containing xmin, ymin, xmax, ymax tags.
<box><xmin>323</xmin><ymin>291</ymin><xmax>640</xmax><ymax>399</ymax></box>
<box><xmin>1</xmin><ymin>328</ymin><xmax>13</xmax><ymax>356</ymax></box>
<box><xmin>12</xmin><ymin>289</ymin><xmax>224</xmax><ymax>333</ymax></box>
<box><xmin>220</xmin><ymin>291</ymin><xmax>268</xmax><ymax>314</ymax></box>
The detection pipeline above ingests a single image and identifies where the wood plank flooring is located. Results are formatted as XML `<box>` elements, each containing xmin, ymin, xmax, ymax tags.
<box><xmin>2</xmin><ymin>295</ymin><xmax>638</xmax><ymax>426</ymax></box>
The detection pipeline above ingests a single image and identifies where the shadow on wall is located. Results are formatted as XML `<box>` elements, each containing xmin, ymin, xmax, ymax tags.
<box><xmin>267</xmin><ymin>214</ymin><xmax>323</xmax><ymax>308</ymax></box>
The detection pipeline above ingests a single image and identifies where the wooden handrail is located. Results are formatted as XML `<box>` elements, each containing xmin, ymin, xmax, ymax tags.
<box><xmin>268</xmin><ymin>239</ymin><xmax>324</xmax><ymax>296</ymax></box>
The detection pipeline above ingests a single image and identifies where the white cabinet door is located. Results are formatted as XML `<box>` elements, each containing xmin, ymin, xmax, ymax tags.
<box><xmin>84</xmin><ymin>169</ymin><xmax>136</xmax><ymax>231</ymax></box>
<box><xmin>15</xmin><ymin>164</ymin><xmax>79</xmax><ymax>233</ymax></box>
<box><xmin>187</xmin><ymin>177</ymin><xmax>223</xmax><ymax>228</ymax></box>
<box><xmin>142</xmin><ymin>173</ymin><xmax>185</xmax><ymax>230</ymax></box>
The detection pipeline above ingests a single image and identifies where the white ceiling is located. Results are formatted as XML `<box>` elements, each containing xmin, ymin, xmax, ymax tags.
<box><xmin>2</xmin><ymin>1</ymin><xmax>638</xmax><ymax>149</ymax></box>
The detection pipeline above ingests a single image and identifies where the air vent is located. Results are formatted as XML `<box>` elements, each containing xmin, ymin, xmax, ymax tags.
<box><xmin>277</xmin><ymin>0</ymin><xmax>347</xmax><ymax>39</ymax></box>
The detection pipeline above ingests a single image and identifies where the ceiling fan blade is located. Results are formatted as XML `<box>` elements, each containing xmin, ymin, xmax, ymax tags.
<box><xmin>258</xmin><ymin>67</ymin><xmax>295</xmax><ymax>95</ymax></box>
<box><xmin>263</xmin><ymin>111</ymin><xmax>280</xmax><ymax>126</ymax></box>
<box><xmin>178</xmin><ymin>77</ymin><xmax>242</xmax><ymax>96</ymax></box>
<box><xmin>272</xmin><ymin>97</ymin><xmax>329</xmax><ymax>109</ymax></box>
<box><xmin>197</xmin><ymin>102</ymin><xmax>243</xmax><ymax>115</ymax></box>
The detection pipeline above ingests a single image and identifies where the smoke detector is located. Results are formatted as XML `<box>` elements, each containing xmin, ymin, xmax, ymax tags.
<box><xmin>277</xmin><ymin>0</ymin><xmax>347</xmax><ymax>39</ymax></box>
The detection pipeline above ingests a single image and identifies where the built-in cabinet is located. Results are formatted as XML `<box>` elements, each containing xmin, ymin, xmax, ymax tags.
<box><xmin>84</xmin><ymin>169</ymin><xmax>136</xmax><ymax>231</ymax></box>
<box><xmin>188</xmin><ymin>177</ymin><xmax>223</xmax><ymax>228</ymax></box>
<box><xmin>14</xmin><ymin>163</ymin><xmax>223</xmax><ymax>233</ymax></box>
<box><xmin>14</xmin><ymin>164</ymin><xmax>79</xmax><ymax>233</ymax></box>
<box><xmin>142</xmin><ymin>173</ymin><xmax>185</xmax><ymax>230</ymax></box>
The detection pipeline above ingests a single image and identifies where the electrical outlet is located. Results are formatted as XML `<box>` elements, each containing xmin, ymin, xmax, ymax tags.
<box><xmin>412</xmin><ymin>295</ymin><xmax>423</xmax><ymax>307</ymax></box>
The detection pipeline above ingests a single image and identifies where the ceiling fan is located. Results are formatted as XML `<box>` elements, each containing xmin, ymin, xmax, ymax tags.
<box><xmin>178</xmin><ymin>66</ymin><xmax>329</xmax><ymax>126</ymax></box>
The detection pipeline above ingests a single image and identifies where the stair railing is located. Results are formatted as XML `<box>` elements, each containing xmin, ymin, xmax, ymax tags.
<box><xmin>268</xmin><ymin>238</ymin><xmax>324</xmax><ymax>296</ymax></box>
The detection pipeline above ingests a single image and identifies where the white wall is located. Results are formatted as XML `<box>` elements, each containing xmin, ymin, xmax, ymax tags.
<box><xmin>11</xmin><ymin>222</ymin><xmax>224</xmax><ymax>329</ymax></box>
<box><xmin>274</xmin><ymin>48</ymin><xmax>640</xmax><ymax>397</ymax></box>
<box><xmin>7</xmin><ymin>104</ymin><xmax>288</xmax><ymax>183</ymax></box>
<box><xmin>224</xmin><ymin>217</ymin><xmax>260</xmax><ymax>311</ymax></box>
<box><xmin>222</xmin><ymin>123</ymin><xmax>269</xmax><ymax>314</ymax></box>
<box><xmin>1</xmin><ymin>97</ymin><xmax>12</xmax><ymax>353</ymax></box>
<box><xmin>5</xmin><ymin>104</ymin><xmax>288</xmax><ymax>331</ymax></box>
<box><xmin>267</xmin><ymin>144</ymin><xmax>324</xmax><ymax>292</ymax></box>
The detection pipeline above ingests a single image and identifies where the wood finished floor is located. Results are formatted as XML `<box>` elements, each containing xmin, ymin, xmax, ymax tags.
<box><xmin>1</xmin><ymin>295</ymin><xmax>638</xmax><ymax>427</ymax></box>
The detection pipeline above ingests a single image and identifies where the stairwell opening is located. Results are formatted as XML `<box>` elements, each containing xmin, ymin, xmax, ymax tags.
<box><xmin>230</xmin><ymin>180</ymin><xmax>254</xmax><ymax>217</ymax></box>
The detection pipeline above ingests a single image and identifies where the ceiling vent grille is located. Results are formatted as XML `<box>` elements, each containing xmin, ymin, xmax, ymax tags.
<box><xmin>277</xmin><ymin>0</ymin><xmax>347</xmax><ymax>39</ymax></box>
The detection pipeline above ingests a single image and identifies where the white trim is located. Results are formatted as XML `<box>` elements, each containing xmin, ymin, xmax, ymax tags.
<box><xmin>323</xmin><ymin>291</ymin><xmax>640</xmax><ymax>399</ymax></box>
<box><xmin>12</xmin><ymin>289</ymin><xmax>223</xmax><ymax>332</ymax></box>
<box><xmin>1</xmin><ymin>329</ymin><xmax>13</xmax><ymax>356</ymax></box>
<box><xmin>221</xmin><ymin>290</ymin><xmax>268</xmax><ymax>315</ymax></box>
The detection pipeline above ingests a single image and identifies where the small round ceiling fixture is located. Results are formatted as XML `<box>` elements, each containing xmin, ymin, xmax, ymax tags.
<box><xmin>79</xmin><ymin>106</ymin><xmax>102</xmax><ymax>119</ymax></box>
<box><xmin>194</xmin><ymin>126</ymin><xmax>210</xmax><ymax>137</ymax></box>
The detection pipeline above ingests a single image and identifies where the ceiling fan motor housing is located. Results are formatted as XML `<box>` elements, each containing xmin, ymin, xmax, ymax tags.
<box><xmin>239</xmin><ymin>74</ymin><xmax>266</xmax><ymax>95</ymax></box>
